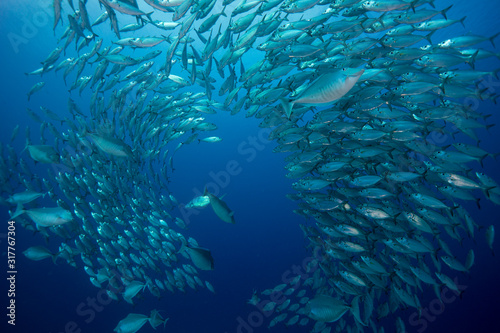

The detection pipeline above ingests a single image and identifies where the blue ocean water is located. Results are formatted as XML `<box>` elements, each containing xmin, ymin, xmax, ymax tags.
<box><xmin>0</xmin><ymin>0</ymin><xmax>499</xmax><ymax>332</ymax></box>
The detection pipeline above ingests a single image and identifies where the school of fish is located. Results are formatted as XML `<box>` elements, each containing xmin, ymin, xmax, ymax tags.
<box><xmin>2</xmin><ymin>0</ymin><xmax>500</xmax><ymax>332</ymax></box>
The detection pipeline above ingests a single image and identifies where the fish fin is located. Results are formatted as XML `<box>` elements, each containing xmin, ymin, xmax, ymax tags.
<box><xmin>459</xmin><ymin>16</ymin><xmax>467</xmax><ymax>28</ymax></box>
<box><xmin>10</xmin><ymin>203</ymin><xmax>25</xmax><ymax>219</ymax></box>
<box><xmin>376</xmin><ymin>12</ymin><xmax>387</xmax><ymax>28</ymax></box>
<box><xmin>438</xmin><ymin>83</ymin><xmax>446</xmax><ymax>95</ymax></box>
<box><xmin>148</xmin><ymin>309</ymin><xmax>168</xmax><ymax>329</ymax></box>
<box><xmin>178</xmin><ymin>238</ymin><xmax>188</xmax><ymax>254</ymax></box>
<box><xmin>424</xmin><ymin>30</ymin><xmax>436</xmax><ymax>44</ymax></box>
<box><xmin>493</xmin><ymin>68</ymin><xmax>500</xmax><ymax>80</ymax></box>
<box><xmin>279</xmin><ymin>98</ymin><xmax>294</xmax><ymax>119</ymax></box>
<box><xmin>441</xmin><ymin>5</ymin><xmax>453</xmax><ymax>20</ymax></box>
<box><xmin>52</xmin><ymin>253</ymin><xmax>59</xmax><ymax>265</ymax></box>
<box><xmin>489</xmin><ymin>32</ymin><xmax>500</xmax><ymax>48</ymax></box>
<box><xmin>144</xmin><ymin>11</ymin><xmax>154</xmax><ymax>22</ymax></box>
<box><xmin>492</xmin><ymin>93</ymin><xmax>499</xmax><ymax>105</ymax></box>
<box><xmin>485</xmin><ymin>123</ymin><xmax>495</xmax><ymax>132</ymax></box>
<box><xmin>409</xmin><ymin>0</ymin><xmax>418</xmax><ymax>13</ymax></box>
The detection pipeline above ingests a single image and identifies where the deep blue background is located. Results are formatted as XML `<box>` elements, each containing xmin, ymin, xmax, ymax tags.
<box><xmin>1</xmin><ymin>0</ymin><xmax>499</xmax><ymax>332</ymax></box>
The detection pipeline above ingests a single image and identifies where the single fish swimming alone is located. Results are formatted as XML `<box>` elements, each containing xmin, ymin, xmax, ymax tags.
<box><xmin>114</xmin><ymin>310</ymin><xmax>167</xmax><ymax>333</ymax></box>
<box><xmin>204</xmin><ymin>188</ymin><xmax>236</xmax><ymax>224</ymax></box>
<box><xmin>23</xmin><ymin>246</ymin><xmax>58</xmax><ymax>263</ymax></box>
<box><xmin>22</xmin><ymin>207</ymin><xmax>73</xmax><ymax>227</ymax></box>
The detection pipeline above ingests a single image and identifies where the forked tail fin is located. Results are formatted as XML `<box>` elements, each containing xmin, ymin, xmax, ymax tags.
<box><xmin>10</xmin><ymin>203</ymin><xmax>25</xmax><ymax>219</ymax></box>
<box><xmin>279</xmin><ymin>98</ymin><xmax>294</xmax><ymax>119</ymax></box>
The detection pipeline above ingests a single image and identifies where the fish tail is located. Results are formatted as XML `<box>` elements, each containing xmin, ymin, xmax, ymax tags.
<box><xmin>424</xmin><ymin>30</ymin><xmax>436</xmax><ymax>44</ymax></box>
<box><xmin>178</xmin><ymin>238</ymin><xmax>188</xmax><ymax>254</ymax></box>
<box><xmin>279</xmin><ymin>98</ymin><xmax>294</xmax><ymax>119</ymax></box>
<box><xmin>459</xmin><ymin>16</ymin><xmax>467</xmax><ymax>28</ymax></box>
<box><xmin>145</xmin><ymin>11</ymin><xmax>154</xmax><ymax>22</ymax></box>
<box><xmin>409</xmin><ymin>0</ymin><xmax>418</xmax><ymax>13</ymax></box>
<box><xmin>438</xmin><ymin>83</ymin><xmax>446</xmax><ymax>95</ymax></box>
<box><xmin>378</xmin><ymin>12</ymin><xmax>387</xmax><ymax>28</ymax></box>
<box><xmin>477</xmin><ymin>86</ymin><xmax>489</xmax><ymax>101</ymax></box>
<box><xmin>448</xmin><ymin>204</ymin><xmax>459</xmax><ymax>217</ymax></box>
<box><xmin>492</xmin><ymin>93</ymin><xmax>499</xmax><ymax>105</ymax></box>
<box><xmin>196</xmin><ymin>29</ymin><xmax>208</xmax><ymax>43</ymax></box>
<box><xmin>489</xmin><ymin>32</ymin><xmax>500</xmax><ymax>48</ymax></box>
<box><xmin>151</xmin><ymin>313</ymin><xmax>170</xmax><ymax>330</ymax></box>
<box><xmin>492</xmin><ymin>68</ymin><xmax>500</xmax><ymax>80</ymax></box>
<box><xmin>51</xmin><ymin>253</ymin><xmax>59</xmax><ymax>265</ymax></box>
<box><xmin>20</xmin><ymin>142</ymin><xmax>30</xmax><ymax>155</ymax></box>
<box><xmin>478</xmin><ymin>153</ymin><xmax>486</xmax><ymax>168</ymax></box>
<box><xmin>467</xmin><ymin>49</ymin><xmax>479</xmax><ymax>70</ymax></box>
<box><xmin>441</xmin><ymin>5</ymin><xmax>453</xmax><ymax>20</ymax></box>
<box><xmin>10</xmin><ymin>203</ymin><xmax>25</xmax><ymax>220</ymax></box>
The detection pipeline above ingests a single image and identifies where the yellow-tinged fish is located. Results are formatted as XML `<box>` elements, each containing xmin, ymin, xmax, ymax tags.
<box><xmin>88</xmin><ymin>133</ymin><xmax>133</xmax><ymax>157</ymax></box>
<box><xmin>7</xmin><ymin>190</ymin><xmax>45</xmax><ymax>205</ymax></box>
<box><xmin>21</xmin><ymin>207</ymin><xmax>73</xmax><ymax>227</ymax></box>
<box><xmin>204</xmin><ymin>188</ymin><xmax>235</xmax><ymax>224</ymax></box>
<box><xmin>280</xmin><ymin>68</ymin><xmax>365</xmax><ymax>118</ymax></box>
<box><xmin>179</xmin><ymin>238</ymin><xmax>214</xmax><ymax>270</ymax></box>
<box><xmin>25</xmin><ymin>144</ymin><xmax>60</xmax><ymax>163</ymax></box>
<box><xmin>23</xmin><ymin>246</ymin><xmax>58</xmax><ymax>263</ymax></box>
